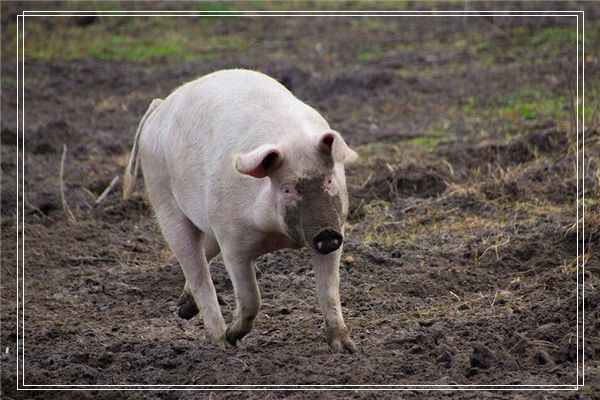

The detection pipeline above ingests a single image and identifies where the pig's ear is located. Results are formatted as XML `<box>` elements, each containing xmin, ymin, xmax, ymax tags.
<box><xmin>317</xmin><ymin>131</ymin><xmax>359</xmax><ymax>164</ymax></box>
<box><xmin>235</xmin><ymin>144</ymin><xmax>284</xmax><ymax>178</ymax></box>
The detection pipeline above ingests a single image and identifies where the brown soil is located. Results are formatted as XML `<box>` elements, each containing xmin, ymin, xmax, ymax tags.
<box><xmin>1</xmin><ymin>3</ymin><xmax>599</xmax><ymax>400</ymax></box>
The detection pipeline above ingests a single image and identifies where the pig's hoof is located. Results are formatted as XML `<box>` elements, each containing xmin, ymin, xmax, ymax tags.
<box><xmin>225</xmin><ymin>327</ymin><xmax>241</xmax><ymax>347</ymax></box>
<box><xmin>327</xmin><ymin>333</ymin><xmax>357</xmax><ymax>354</ymax></box>
<box><xmin>176</xmin><ymin>291</ymin><xmax>199</xmax><ymax>320</ymax></box>
<box><xmin>214</xmin><ymin>336</ymin><xmax>235</xmax><ymax>351</ymax></box>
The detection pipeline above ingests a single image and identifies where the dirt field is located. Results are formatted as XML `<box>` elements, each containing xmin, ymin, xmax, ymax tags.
<box><xmin>1</xmin><ymin>1</ymin><xmax>599</xmax><ymax>399</ymax></box>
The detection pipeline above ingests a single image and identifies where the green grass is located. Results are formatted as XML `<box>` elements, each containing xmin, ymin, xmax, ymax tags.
<box><xmin>410</xmin><ymin>127</ymin><xmax>457</xmax><ymax>149</ymax></box>
<box><xmin>251</xmin><ymin>0</ymin><xmax>413</xmax><ymax>11</ymax></box>
<box><xmin>197</xmin><ymin>1</ymin><xmax>238</xmax><ymax>17</ymax></box>
<box><xmin>503</xmin><ymin>91</ymin><xmax>593</xmax><ymax>126</ymax></box>
<box><xmin>501</xmin><ymin>91</ymin><xmax>568</xmax><ymax>121</ymax></box>
<box><xmin>357</xmin><ymin>45</ymin><xmax>383</xmax><ymax>62</ymax></box>
<box><xmin>80</xmin><ymin>35</ymin><xmax>188</xmax><ymax>61</ymax></box>
<box><xmin>526</xmin><ymin>26</ymin><xmax>578</xmax><ymax>48</ymax></box>
<box><xmin>495</xmin><ymin>25</ymin><xmax>579</xmax><ymax>60</ymax></box>
<box><xmin>460</xmin><ymin>90</ymin><xmax>570</xmax><ymax>124</ymax></box>
<box><xmin>89</xmin><ymin>1</ymin><xmax>123</xmax><ymax>12</ymax></box>
<box><xmin>19</xmin><ymin>17</ymin><xmax>246</xmax><ymax>62</ymax></box>
<box><xmin>350</xmin><ymin>17</ymin><xmax>389</xmax><ymax>33</ymax></box>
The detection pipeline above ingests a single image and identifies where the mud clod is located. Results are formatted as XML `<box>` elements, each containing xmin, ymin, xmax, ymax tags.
<box><xmin>451</xmin><ymin>353</ymin><xmax>472</xmax><ymax>378</ymax></box>
<box><xmin>357</xmin><ymin>160</ymin><xmax>450</xmax><ymax>202</ymax></box>
<box><xmin>469</xmin><ymin>341</ymin><xmax>498</xmax><ymax>370</ymax></box>
<box><xmin>1</xmin><ymin>126</ymin><xmax>17</xmax><ymax>145</ymax></box>
<box><xmin>532</xmin><ymin>349</ymin><xmax>555</xmax><ymax>366</ymax></box>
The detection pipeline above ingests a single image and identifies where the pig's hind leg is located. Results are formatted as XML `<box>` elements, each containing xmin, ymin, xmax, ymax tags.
<box><xmin>218</xmin><ymin>241</ymin><xmax>261</xmax><ymax>346</ymax></box>
<box><xmin>147</xmin><ymin>186</ymin><xmax>229</xmax><ymax>348</ymax></box>
<box><xmin>177</xmin><ymin>235</ymin><xmax>220</xmax><ymax>320</ymax></box>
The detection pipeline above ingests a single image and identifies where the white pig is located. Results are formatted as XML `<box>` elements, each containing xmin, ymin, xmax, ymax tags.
<box><xmin>123</xmin><ymin>69</ymin><xmax>358</xmax><ymax>353</ymax></box>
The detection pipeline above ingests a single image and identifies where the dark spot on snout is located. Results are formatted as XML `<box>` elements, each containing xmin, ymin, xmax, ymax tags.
<box><xmin>313</xmin><ymin>229</ymin><xmax>343</xmax><ymax>254</ymax></box>
<box><xmin>283</xmin><ymin>174</ymin><xmax>345</xmax><ymax>249</ymax></box>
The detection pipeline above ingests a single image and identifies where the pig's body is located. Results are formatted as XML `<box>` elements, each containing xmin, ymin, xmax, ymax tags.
<box><xmin>124</xmin><ymin>69</ymin><xmax>357</xmax><ymax>352</ymax></box>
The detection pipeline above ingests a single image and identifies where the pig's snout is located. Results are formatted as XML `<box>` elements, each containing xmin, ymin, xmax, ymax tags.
<box><xmin>313</xmin><ymin>229</ymin><xmax>343</xmax><ymax>254</ymax></box>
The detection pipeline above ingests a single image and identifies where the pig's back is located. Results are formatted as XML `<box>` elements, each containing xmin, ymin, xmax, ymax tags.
<box><xmin>138</xmin><ymin>69</ymin><xmax>326</xmax><ymax>231</ymax></box>
<box><xmin>143</xmin><ymin>69</ymin><xmax>327</xmax><ymax>170</ymax></box>
<box><xmin>146</xmin><ymin>69</ymin><xmax>311</xmax><ymax>149</ymax></box>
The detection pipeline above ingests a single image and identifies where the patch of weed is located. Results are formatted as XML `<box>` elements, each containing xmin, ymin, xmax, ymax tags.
<box><xmin>410</xmin><ymin>127</ymin><xmax>457</xmax><ymax>149</ymax></box>
<box><xmin>351</xmin><ymin>18</ymin><xmax>389</xmax><ymax>34</ymax></box>
<box><xmin>90</xmin><ymin>1</ymin><xmax>122</xmax><ymax>12</ymax></box>
<box><xmin>462</xmin><ymin>90</ymin><xmax>569</xmax><ymax>124</ymax></box>
<box><xmin>19</xmin><ymin>16</ymin><xmax>246</xmax><ymax>62</ymax></box>
<box><xmin>357</xmin><ymin>45</ymin><xmax>383</xmax><ymax>62</ymax></box>
<box><xmin>256</xmin><ymin>0</ymin><xmax>412</xmax><ymax>11</ymax></box>
<box><xmin>527</xmin><ymin>26</ymin><xmax>578</xmax><ymax>49</ymax></box>
<box><xmin>197</xmin><ymin>1</ymin><xmax>238</xmax><ymax>17</ymax></box>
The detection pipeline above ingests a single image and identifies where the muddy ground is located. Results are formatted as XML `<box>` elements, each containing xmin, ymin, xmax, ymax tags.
<box><xmin>1</xmin><ymin>1</ymin><xmax>599</xmax><ymax>399</ymax></box>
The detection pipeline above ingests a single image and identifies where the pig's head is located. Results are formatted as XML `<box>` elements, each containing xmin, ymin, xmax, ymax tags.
<box><xmin>234</xmin><ymin>131</ymin><xmax>358</xmax><ymax>254</ymax></box>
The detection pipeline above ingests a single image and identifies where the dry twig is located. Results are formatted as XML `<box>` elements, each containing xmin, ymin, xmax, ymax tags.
<box><xmin>60</xmin><ymin>144</ymin><xmax>76</xmax><ymax>221</ymax></box>
<box><xmin>96</xmin><ymin>175</ymin><xmax>120</xmax><ymax>204</ymax></box>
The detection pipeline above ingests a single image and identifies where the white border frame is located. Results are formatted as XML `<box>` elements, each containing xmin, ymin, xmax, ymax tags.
<box><xmin>14</xmin><ymin>9</ymin><xmax>586</xmax><ymax>392</ymax></box>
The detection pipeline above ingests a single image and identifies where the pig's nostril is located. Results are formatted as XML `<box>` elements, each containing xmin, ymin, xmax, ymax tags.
<box><xmin>313</xmin><ymin>229</ymin><xmax>343</xmax><ymax>254</ymax></box>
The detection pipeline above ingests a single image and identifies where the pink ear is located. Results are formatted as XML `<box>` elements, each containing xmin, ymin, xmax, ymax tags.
<box><xmin>317</xmin><ymin>131</ymin><xmax>359</xmax><ymax>164</ymax></box>
<box><xmin>235</xmin><ymin>144</ymin><xmax>284</xmax><ymax>178</ymax></box>
<box><xmin>318</xmin><ymin>132</ymin><xmax>335</xmax><ymax>155</ymax></box>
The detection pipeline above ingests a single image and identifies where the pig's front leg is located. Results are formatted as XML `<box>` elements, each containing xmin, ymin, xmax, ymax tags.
<box><xmin>312</xmin><ymin>247</ymin><xmax>356</xmax><ymax>353</ymax></box>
